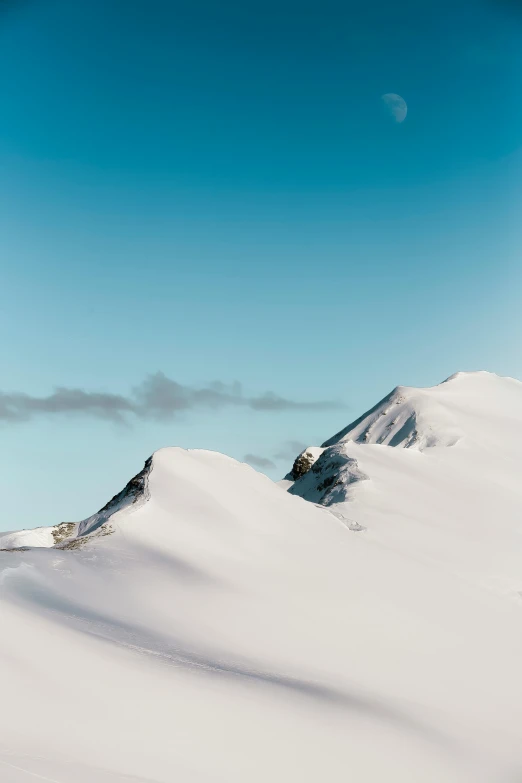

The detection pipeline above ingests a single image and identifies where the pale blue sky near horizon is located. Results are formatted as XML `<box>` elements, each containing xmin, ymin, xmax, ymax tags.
<box><xmin>1</xmin><ymin>0</ymin><xmax>522</xmax><ymax>529</ymax></box>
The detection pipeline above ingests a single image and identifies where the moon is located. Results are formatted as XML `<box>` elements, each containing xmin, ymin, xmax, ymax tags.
<box><xmin>381</xmin><ymin>93</ymin><xmax>407</xmax><ymax>123</ymax></box>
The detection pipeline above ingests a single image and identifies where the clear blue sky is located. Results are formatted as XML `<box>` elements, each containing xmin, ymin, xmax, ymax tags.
<box><xmin>1</xmin><ymin>0</ymin><xmax>522</xmax><ymax>529</ymax></box>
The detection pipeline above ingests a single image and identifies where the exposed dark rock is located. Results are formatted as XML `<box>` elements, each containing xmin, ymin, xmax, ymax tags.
<box><xmin>51</xmin><ymin>522</ymin><xmax>76</xmax><ymax>545</ymax></box>
<box><xmin>289</xmin><ymin>445</ymin><xmax>369</xmax><ymax>506</ymax></box>
<box><xmin>77</xmin><ymin>456</ymin><xmax>153</xmax><ymax>538</ymax></box>
<box><xmin>290</xmin><ymin>450</ymin><xmax>317</xmax><ymax>480</ymax></box>
<box><xmin>0</xmin><ymin>546</ymin><xmax>31</xmax><ymax>552</ymax></box>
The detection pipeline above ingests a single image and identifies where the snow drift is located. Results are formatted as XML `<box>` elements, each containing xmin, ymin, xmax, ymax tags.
<box><xmin>2</xmin><ymin>372</ymin><xmax>522</xmax><ymax>783</ymax></box>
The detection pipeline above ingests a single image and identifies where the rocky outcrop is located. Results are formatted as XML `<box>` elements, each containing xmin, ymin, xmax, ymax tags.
<box><xmin>288</xmin><ymin>445</ymin><xmax>369</xmax><ymax>505</ymax></box>
<box><xmin>291</xmin><ymin>450</ymin><xmax>317</xmax><ymax>480</ymax></box>
<box><xmin>77</xmin><ymin>456</ymin><xmax>153</xmax><ymax>537</ymax></box>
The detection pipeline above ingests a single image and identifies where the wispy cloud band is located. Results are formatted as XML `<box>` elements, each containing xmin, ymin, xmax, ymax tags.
<box><xmin>0</xmin><ymin>373</ymin><xmax>342</xmax><ymax>424</ymax></box>
<box><xmin>243</xmin><ymin>453</ymin><xmax>277</xmax><ymax>470</ymax></box>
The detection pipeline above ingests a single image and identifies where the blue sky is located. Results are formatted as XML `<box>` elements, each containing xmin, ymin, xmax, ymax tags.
<box><xmin>1</xmin><ymin>0</ymin><xmax>522</xmax><ymax>529</ymax></box>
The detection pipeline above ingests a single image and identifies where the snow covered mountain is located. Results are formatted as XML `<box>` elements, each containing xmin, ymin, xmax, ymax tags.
<box><xmin>285</xmin><ymin>371</ymin><xmax>522</xmax><ymax>596</ymax></box>
<box><xmin>2</xmin><ymin>371</ymin><xmax>522</xmax><ymax>783</ymax></box>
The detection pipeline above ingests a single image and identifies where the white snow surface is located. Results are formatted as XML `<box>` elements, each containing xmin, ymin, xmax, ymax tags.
<box><xmin>0</xmin><ymin>526</ymin><xmax>56</xmax><ymax>549</ymax></box>
<box><xmin>2</xmin><ymin>372</ymin><xmax>522</xmax><ymax>782</ymax></box>
<box><xmin>322</xmin><ymin>370</ymin><xmax>518</xmax><ymax>450</ymax></box>
<box><xmin>295</xmin><ymin>444</ymin><xmax>325</xmax><ymax>464</ymax></box>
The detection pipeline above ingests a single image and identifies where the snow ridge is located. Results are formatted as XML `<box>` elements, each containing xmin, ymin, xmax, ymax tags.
<box><xmin>322</xmin><ymin>384</ymin><xmax>461</xmax><ymax>451</ymax></box>
<box><xmin>2</xmin><ymin>372</ymin><xmax>522</xmax><ymax>782</ymax></box>
<box><xmin>0</xmin><ymin>457</ymin><xmax>154</xmax><ymax>550</ymax></box>
<box><xmin>287</xmin><ymin>370</ymin><xmax>522</xmax><ymax>520</ymax></box>
<box><xmin>77</xmin><ymin>455</ymin><xmax>153</xmax><ymax>537</ymax></box>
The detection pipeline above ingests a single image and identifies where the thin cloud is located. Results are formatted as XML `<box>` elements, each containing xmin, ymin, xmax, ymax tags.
<box><xmin>273</xmin><ymin>440</ymin><xmax>308</xmax><ymax>460</ymax></box>
<box><xmin>0</xmin><ymin>388</ymin><xmax>134</xmax><ymax>423</ymax></box>
<box><xmin>244</xmin><ymin>454</ymin><xmax>276</xmax><ymax>470</ymax></box>
<box><xmin>249</xmin><ymin>393</ymin><xmax>337</xmax><ymax>412</ymax></box>
<box><xmin>0</xmin><ymin>372</ymin><xmax>342</xmax><ymax>424</ymax></box>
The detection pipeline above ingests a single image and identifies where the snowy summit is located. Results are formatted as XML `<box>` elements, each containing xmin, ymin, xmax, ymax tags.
<box><xmin>2</xmin><ymin>371</ymin><xmax>522</xmax><ymax>783</ymax></box>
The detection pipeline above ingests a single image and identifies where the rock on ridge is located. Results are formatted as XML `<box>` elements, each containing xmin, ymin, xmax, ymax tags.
<box><xmin>288</xmin><ymin>445</ymin><xmax>369</xmax><ymax>505</ymax></box>
<box><xmin>77</xmin><ymin>455</ymin><xmax>153</xmax><ymax>537</ymax></box>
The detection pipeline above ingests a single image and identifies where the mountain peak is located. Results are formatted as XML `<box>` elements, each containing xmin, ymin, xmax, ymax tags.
<box><xmin>286</xmin><ymin>370</ymin><xmax>522</xmax><ymax>505</ymax></box>
<box><xmin>320</xmin><ymin>370</ymin><xmax>520</xmax><ymax>452</ymax></box>
<box><xmin>442</xmin><ymin>370</ymin><xmax>508</xmax><ymax>384</ymax></box>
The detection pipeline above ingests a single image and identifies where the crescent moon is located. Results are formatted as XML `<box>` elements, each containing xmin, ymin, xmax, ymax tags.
<box><xmin>381</xmin><ymin>93</ymin><xmax>407</xmax><ymax>123</ymax></box>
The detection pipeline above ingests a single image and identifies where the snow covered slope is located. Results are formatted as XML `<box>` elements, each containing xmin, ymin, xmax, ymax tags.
<box><xmin>288</xmin><ymin>371</ymin><xmax>522</xmax><ymax>593</ymax></box>
<box><xmin>323</xmin><ymin>370</ymin><xmax>521</xmax><ymax>450</ymax></box>
<box><xmin>2</xmin><ymin>373</ymin><xmax>522</xmax><ymax>782</ymax></box>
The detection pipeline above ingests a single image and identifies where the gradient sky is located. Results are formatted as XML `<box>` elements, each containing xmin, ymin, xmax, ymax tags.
<box><xmin>1</xmin><ymin>0</ymin><xmax>522</xmax><ymax>530</ymax></box>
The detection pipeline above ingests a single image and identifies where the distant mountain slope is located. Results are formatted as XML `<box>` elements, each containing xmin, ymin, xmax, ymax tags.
<box><xmin>0</xmin><ymin>457</ymin><xmax>153</xmax><ymax>551</ymax></box>
<box><xmin>322</xmin><ymin>371</ymin><xmax>522</xmax><ymax>450</ymax></box>
<box><xmin>2</xmin><ymin>374</ymin><xmax>522</xmax><ymax>782</ymax></box>
<box><xmin>287</xmin><ymin>371</ymin><xmax>522</xmax><ymax>593</ymax></box>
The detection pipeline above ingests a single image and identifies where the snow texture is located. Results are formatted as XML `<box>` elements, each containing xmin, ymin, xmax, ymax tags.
<box><xmin>2</xmin><ymin>372</ymin><xmax>522</xmax><ymax>782</ymax></box>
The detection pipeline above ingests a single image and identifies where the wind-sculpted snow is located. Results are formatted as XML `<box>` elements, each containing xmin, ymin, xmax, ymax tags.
<box><xmin>2</xmin><ymin>373</ymin><xmax>522</xmax><ymax>782</ymax></box>
<box><xmin>77</xmin><ymin>456</ymin><xmax>153</xmax><ymax>537</ymax></box>
<box><xmin>321</xmin><ymin>371</ymin><xmax>522</xmax><ymax>451</ymax></box>
<box><xmin>322</xmin><ymin>383</ymin><xmax>460</xmax><ymax>450</ymax></box>
<box><xmin>0</xmin><ymin>524</ymin><xmax>56</xmax><ymax>549</ymax></box>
